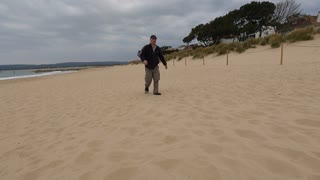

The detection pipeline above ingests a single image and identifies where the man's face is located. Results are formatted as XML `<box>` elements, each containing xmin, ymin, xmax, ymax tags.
<box><xmin>150</xmin><ymin>37</ymin><xmax>157</xmax><ymax>45</ymax></box>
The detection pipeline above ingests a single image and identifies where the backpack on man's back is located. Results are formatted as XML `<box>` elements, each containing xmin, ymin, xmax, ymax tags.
<box><xmin>137</xmin><ymin>49</ymin><xmax>142</xmax><ymax>59</ymax></box>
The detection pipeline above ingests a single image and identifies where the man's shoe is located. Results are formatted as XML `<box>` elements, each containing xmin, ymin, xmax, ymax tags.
<box><xmin>153</xmin><ymin>92</ymin><xmax>161</xmax><ymax>95</ymax></box>
<box><xmin>145</xmin><ymin>87</ymin><xmax>149</xmax><ymax>94</ymax></box>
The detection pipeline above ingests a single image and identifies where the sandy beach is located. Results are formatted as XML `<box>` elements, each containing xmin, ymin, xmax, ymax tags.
<box><xmin>1</xmin><ymin>36</ymin><xmax>320</xmax><ymax>180</ymax></box>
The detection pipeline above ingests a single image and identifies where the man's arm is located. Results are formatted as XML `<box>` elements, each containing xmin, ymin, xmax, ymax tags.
<box><xmin>158</xmin><ymin>48</ymin><xmax>167</xmax><ymax>68</ymax></box>
<box><xmin>140</xmin><ymin>45</ymin><xmax>148</xmax><ymax>65</ymax></box>
<box><xmin>140</xmin><ymin>45</ymin><xmax>146</xmax><ymax>62</ymax></box>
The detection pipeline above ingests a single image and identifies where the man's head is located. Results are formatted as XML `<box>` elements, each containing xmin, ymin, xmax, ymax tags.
<box><xmin>150</xmin><ymin>35</ymin><xmax>157</xmax><ymax>45</ymax></box>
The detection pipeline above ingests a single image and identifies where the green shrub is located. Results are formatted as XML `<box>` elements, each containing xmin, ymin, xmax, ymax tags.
<box><xmin>247</xmin><ymin>38</ymin><xmax>262</xmax><ymax>46</ymax></box>
<box><xmin>189</xmin><ymin>49</ymin><xmax>197</xmax><ymax>57</ymax></box>
<box><xmin>227</xmin><ymin>42</ymin><xmax>238</xmax><ymax>52</ymax></box>
<box><xmin>191</xmin><ymin>48</ymin><xmax>203</xmax><ymax>59</ymax></box>
<box><xmin>165</xmin><ymin>54</ymin><xmax>177</xmax><ymax>61</ymax></box>
<box><xmin>176</xmin><ymin>49</ymin><xmax>194</xmax><ymax>60</ymax></box>
<box><xmin>260</xmin><ymin>39</ymin><xmax>267</xmax><ymax>46</ymax></box>
<box><xmin>270</xmin><ymin>40</ymin><xmax>281</xmax><ymax>48</ymax></box>
<box><xmin>305</xmin><ymin>27</ymin><xmax>315</xmax><ymax>34</ymax></box>
<box><xmin>205</xmin><ymin>45</ymin><xmax>217</xmax><ymax>54</ymax></box>
<box><xmin>192</xmin><ymin>52</ymin><xmax>204</xmax><ymax>59</ymax></box>
<box><xmin>217</xmin><ymin>44</ymin><xmax>229</xmax><ymax>55</ymax></box>
<box><xmin>268</xmin><ymin>34</ymin><xmax>284</xmax><ymax>48</ymax></box>
<box><xmin>264</xmin><ymin>36</ymin><xmax>271</xmax><ymax>44</ymax></box>
<box><xmin>285</xmin><ymin>28</ymin><xmax>314</xmax><ymax>42</ymax></box>
<box><xmin>255</xmin><ymin>38</ymin><xmax>263</xmax><ymax>44</ymax></box>
<box><xmin>243</xmin><ymin>41</ymin><xmax>252</xmax><ymax>49</ymax></box>
<box><xmin>235</xmin><ymin>44</ymin><xmax>245</xmax><ymax>53</ymax></box>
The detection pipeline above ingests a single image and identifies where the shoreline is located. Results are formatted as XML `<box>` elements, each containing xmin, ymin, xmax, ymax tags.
<box><xmin>0</xmin><ymin>64</ymin><xmax>128</xmax><ymax>81</ymax></box>
<box><xmin>0</xmin><ymin>70</ymin><xmax>77</xmax><ymax>81</ymax></box>
<box><xmin>32</xmin><ymin>67</ymin><xmax>88</xmax><ymax>73</ymax></box>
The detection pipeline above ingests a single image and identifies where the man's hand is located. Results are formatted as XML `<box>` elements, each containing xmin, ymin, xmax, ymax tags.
<box><xmin>143</xmin><ymin>60</ymin><xmax>148</xmax><ymax>65</ymax></box>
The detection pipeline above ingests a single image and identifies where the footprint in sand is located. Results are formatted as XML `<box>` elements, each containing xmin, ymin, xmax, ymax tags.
<box><xmin>87</xmin><ymin>140</ymin><xmax>104</xmax><ymax>151</ymax></box>
<box><xmin>121</xmin><ymin>126</ymin><xmax>139</xmax><ymax>136</ymax></box>
<box><xmin>155</xmin><ymin>159</ymin><xmax>182</xmax><ymax>171</ymax></box>
<box><xmin>211</xmin><ymin>129</ymin><xmax>224</xmax><ymax>136</ymax></box>
<box><xmin>235</xmin><ymin>129</ymin><xmax>267</xmax><ymax>141</ymax></box>
<box><xmin>74</xmin><ymin>151</ymin><xmax>94</xmax><ymax>165</ymax></box>
<box><xmin>295</xmin><ymin>119</ymin><xmax>320</xmax><ymax>128</ymax></box>
<box><xmin>162</xmin><ymin>135</ymin><xmax>178</xmax><ymax>144</ymax></box>
<box><xmin>175</xmin><ymin>163</ymin><xmax>221</xmax><ymax>180</ymax></box>
<box><xmin>104</xmin><ymin>167</ymin><xmax>139</xmax><ymax>180</ymax></box>
<box><xmin>258</xmin><ymin>158</ymin><xmax>302</xmax><ymax>178</ymax></box>
<box><xmin>308</xmin><ymin>174</ymin><xmax>320</xmax><ymax>180</ymax></box>
<box><xmin>270</xmin><ymin>126</ymin><xmax>291</xmax><ymax>134</ymax></box>
<box><xmin>200</xmin><ymin>143</ymin><xmax>223</xmax><ymax>154</ymax></box>
<box><xmin>22</xmin><ymin>160</ymin><xmax>64</xmax><ymax>180</ymax></box>
<box><xmin>107</xmin><ymin>151</ymin><xmax>129</xmax><ymax>162</ymax></box>
<box><xmin>312</xmin><ymin>151</ymin><xmax>320</xmax><ymax>159</ymax></box>
<box><xmin>79</xmin><ymin>171</ymin><xmax>95</xmax><ymax>180</ymax></box>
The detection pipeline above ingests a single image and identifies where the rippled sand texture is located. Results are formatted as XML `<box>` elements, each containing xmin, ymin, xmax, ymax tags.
<box><xmin>1</xmin><ymin>36</ymin><xmax>320</xmax><ymax>180</ymax></box>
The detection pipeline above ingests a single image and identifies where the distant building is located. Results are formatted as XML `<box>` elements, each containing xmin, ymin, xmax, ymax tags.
<box><xmin>292</xmin><ymin>15</ymin><xmax>320</xmax><ymax>28</ymax></box>
<box><xmin>255</xmin><ymin>27</ymin><xmax>275</xmax><ymax>38</ymax></box>
<box><xmin>221</xmin><ymin>26</ymin><xmax>275</xmax><ymax>43</ymax></box>
<box><xmin>188</xmin><ymin>43</ymin><xmax>204</xmax><ymax>49</ymax></box>
<box><xmin>221</xmin><ymin>37</ymin><xmax>238</xmax><ymax>43</ymax></box>
<box><xmin>178</xmin><ymin>43</ymin><xmax>202</xmax><ymax>50</ymax></box>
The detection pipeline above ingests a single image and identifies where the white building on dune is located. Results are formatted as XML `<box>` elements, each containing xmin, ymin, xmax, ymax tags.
<box><xmin>220</xmin><ymin>26</ymin><xmax>275</xmax><ymax>43</ymax></box>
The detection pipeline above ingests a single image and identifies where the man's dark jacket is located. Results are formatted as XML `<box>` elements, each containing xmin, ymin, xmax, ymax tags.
<box><xmin>140</xmin><ymin>44</ymin><xmax>167</xmax><ymax>69</ymax></box>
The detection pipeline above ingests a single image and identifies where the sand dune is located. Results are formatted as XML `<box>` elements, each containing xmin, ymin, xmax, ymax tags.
<box><xmin>1</xmin><ymin>36</ymin><xmax>320</xmax><ymax>180</ymax></box>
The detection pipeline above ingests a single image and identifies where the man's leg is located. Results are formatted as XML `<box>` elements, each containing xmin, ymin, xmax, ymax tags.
<box><xmin>145</xmin><ymin>67</ymin><xmax>152</xmax><ymax>93</ymax></box>
<box><xmin>153</xmin><ymin>66</ymin><xmax>160</xmax><ymax>94</ymax></box>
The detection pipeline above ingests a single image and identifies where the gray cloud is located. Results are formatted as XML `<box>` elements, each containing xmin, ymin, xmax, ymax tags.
<box><xmin>0</xmin><ymin>0</ymin><xmax>318</xmax><ymax>64</ymax></box>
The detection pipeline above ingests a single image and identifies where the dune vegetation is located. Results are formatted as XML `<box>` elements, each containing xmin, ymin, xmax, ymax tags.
<box><xmin>165</xmin><ymin>27</ymin><xmax>320</xmax><ymax>61</ymax></box>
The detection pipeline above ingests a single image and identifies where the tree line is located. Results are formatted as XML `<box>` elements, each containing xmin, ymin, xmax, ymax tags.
<box><xmin>183</xmin><ymin>0</ymin><xmax>302</xmax><ymax>46</ymax></box>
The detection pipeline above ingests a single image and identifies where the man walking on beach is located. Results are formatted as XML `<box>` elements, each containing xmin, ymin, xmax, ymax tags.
<box><xmin>140</xmin><ymin>35</ymin><xmax>168</xmax><ymax>95</ymax></box>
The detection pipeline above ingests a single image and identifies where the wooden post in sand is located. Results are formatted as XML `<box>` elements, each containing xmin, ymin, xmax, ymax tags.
<box><xmin>185</xmin><ymin>57</ymin><xmax>187</xmax><ymax>66</ymax></box>
<box><xmin>227</xmin><ymin>51</ymin><xmax>229</xmax><ymax>66</ymax></box>
<box><xmin>203</xmin><ymin>56</ymin><xmax>205</xmax><ymax>66</ymax></box>
<box><xmin>173</xmin><ymin>59</ymin><xmax>174</xmax><ymax>66</ymax></box>
<box><xmin>280</xmin><ymin>43</ymin><xmax>284</xmax><ymax>65</ymax></box>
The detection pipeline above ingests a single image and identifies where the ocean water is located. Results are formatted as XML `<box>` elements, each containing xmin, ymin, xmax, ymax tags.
<box><xmin>0</xmin><ymin>69</ymin><xmax>76</xmax><ymax>80</ymax></box>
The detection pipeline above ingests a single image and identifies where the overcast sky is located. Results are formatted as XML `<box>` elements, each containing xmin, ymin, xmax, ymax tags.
<box><xmin>0</xmin><ymin>0</ymin><xmax>318</xmax><ymax>65</ymax></box>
